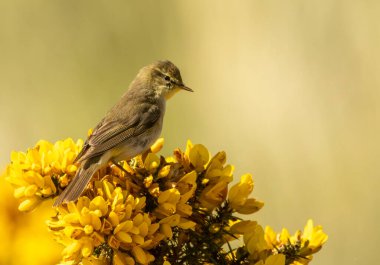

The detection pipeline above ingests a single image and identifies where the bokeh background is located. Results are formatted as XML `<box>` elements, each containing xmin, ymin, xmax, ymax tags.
<box><xmin>1</xmin><ymin>1</ymin><xmax>379</xmax><ymax>264</ymax></box>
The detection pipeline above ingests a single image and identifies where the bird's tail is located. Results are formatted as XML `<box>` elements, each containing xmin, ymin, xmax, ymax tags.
<box><xmin>53</xmin><ymin>163</ymin><xmax>99</xmax><ymax>206</ymax></box>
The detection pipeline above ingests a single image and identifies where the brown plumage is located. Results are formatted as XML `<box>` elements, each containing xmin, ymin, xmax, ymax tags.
<box><xmin>53</xmin><ymin>60</ymin><xmax>192</xmax><ymax>206</ymax></box>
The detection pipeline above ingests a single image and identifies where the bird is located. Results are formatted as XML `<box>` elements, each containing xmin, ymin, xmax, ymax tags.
<box><xmin>53</xmin><ymin>60</ymin><xmax>192</xmax><ymax>206</ymax></box>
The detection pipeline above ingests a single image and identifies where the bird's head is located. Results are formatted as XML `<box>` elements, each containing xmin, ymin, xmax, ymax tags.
<box><xmin>146</xmin><ymin>60</ymin><xmax>193</xmax><ymax>100</ymax></box>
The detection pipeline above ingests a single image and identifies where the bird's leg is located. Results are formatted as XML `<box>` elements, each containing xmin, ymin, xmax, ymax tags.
<box><xmin>111</xmin><ymin>159</ymin><xmax>130</xmax><ymax>174</ymax></box>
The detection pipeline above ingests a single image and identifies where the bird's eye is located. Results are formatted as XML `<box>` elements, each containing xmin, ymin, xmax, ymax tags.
<box><xmin>164</xmin><ymin>75</ymin><xmax>171</xmax><ymax>81</ymax></box>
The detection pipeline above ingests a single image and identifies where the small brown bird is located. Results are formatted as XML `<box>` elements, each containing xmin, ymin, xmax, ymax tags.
<box><xmin>54</xmin><ymin>60</ymin><xmax>192</xmax><ymax>206</ymax></box>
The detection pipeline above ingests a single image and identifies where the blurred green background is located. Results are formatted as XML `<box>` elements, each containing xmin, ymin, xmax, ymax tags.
<box><xmin>1</xmin><ymin>0</ymin><xmax>379</xmax><ymax>264</ymax></box>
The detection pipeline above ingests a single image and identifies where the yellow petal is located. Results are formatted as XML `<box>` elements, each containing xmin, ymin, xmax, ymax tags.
<box><xmin>264</xmin><ymin>226</ymin><xmax>277</xmax><ymax>246</ymax></box>
<box><xmin>234</xmin><ymin>199</ymin><xmax>264</xmax><ymax>214</ymax></box>
<box><xmin>135</xmin><ymin>196</ymin><xmax>146</xmax><ymax>211</ymax></box>
<box><xmin>68</xmin><ymin>201</ymin><xmax>78</xmax><ymax>213</ymax></box>
<box><xmin>24</xmin><ymin>171</ymin><xmax>44</xmax><ymax>187</ymax></box>
<box><xmin>157</xmin><ymin>165</ymin><xmax>171</xmax><ymax>179</ymax></box>
<box><xmin>189</xmin><ymin>144</ymin><xmax>209</xmax><ymax>171</ymax></box>
<box><xmin>157</xmin><ymin>189</ymin><xmax>171</xmax><ymax>204</ymax></box>
<box><xmin>176</xmin><ymin>203</ymin><xmax>193</xmax><ymax>216</ymax></box>
<box><xmin>160</xmin><ymin>202</ymin><xmax>176</xmax><ymax>214</ymax></box>
<box><xmin>145</xmin><ymin>252</ymin><xmax>155</xmax><ymax>263</ymax></box>
<box><xmin>132</xmin><ymin>246</ymin><xmax>147</xmax><ymax>264</ymax></box>
<box><xmin>138</xmin><ymin>222</ymin><xmax>149</xmax><ymax>237</ymax></box>
<box><xmin>84</xmin><ymin>225</ymin><xmax>94</xmax><ymax>235</ymax></box>
<box><xmin>144</xmin><ymin>153</ymin><xmax>160</xmax><ymax>172</ymax></box>
<box><xmin>24</xmin><ymin>184</ymin><xmax>38</xmax><ymax>197</ymax></box>
<box><xmin>81</xmin><ymin>238</ymin><xmax>94</xmax><ymax>258</ymax></box>
<box><xmin>91</xmin><ymin>231</ymin><xmax>105</xmax><ymax>246</ymax></box>
<box><xmin>184</xmin><ymin>139</ymin><xmax>194</xmax><ymax>158</ymax></box>
<box><xmin>144</xmin><ymin>175</ymin><xmax>154</xmax><ymax>188</ymax></box>
<box><xmin>114</xmin><ymin>220</ymin><xmax>134</xmax><ymax>234</ymax></box>
<box><xmin>148</xmin><ymin>223</ymin><xmax>160</xmax><ymax>235</ymax></box>
<box><xmin>102</xmin><ymin>180</ymin><xmax>114</xmax><ymax>200</ymax></box>
<box><xmin>63</xmin><ymin>240</ymin><xmax>82</xmax><ymax>259</ymax></box>
<box><xmin>177</xmin><ymin>171</ymin><xmax>197</xmax><ymax>200</ymax></box>
<box><xmin>108</xmin><ymin>211</ymin><xmax>120</xmax><ymax>227</ymax></box>
<box><xmin>150</xmin><ymin>138</ymin><xmax>164</xmax><ymax>153</ymax></box>
<box><xmin>244</xmin><ymin>225</ymin><xmax>270</xmax><ymax>254</ymax></box>
<box><xmin>177</xmin><ymin>218</ymin><xmax>196</xmax><ymax>230</ymax></box>
<box><xmin>303</xmin><ymin>219</ymin><xmax>328</xmax><ymax>248</ymax></box>
<box><xmin>228</xmin><ymin>174</ymin><xmax>253</xmax><ymax>208</ymax></box>
<box><xmin>206</xmin><ymin>151</ymin><xmax>226</xmax><ymax>173</ymax></box>
<box><xmin>158</xmin><ymin>188</ymin><xmax>180</xmax><ymax>204</ymax></box>
<box><xmin>279</xmin><ymin>228</ymin><xmax>290</xmax><ymax>244</ymax></box>
<box><xmin>44</xmin><ymin>175</ymin><xmax>57</xmax><ymax>194</ymax></box>
<box><xmin>13</xmin><ymin>186</ymin><xmax>26</xmax><ymax>198</ymax></box>
<box><xmin>108</xmin><ymin>235</ymin><xmax>120</xmax><ymax>250</ymax></box>
<box><xmin>132</xmin><ymin>234</ymin><xmax>145</xmax><ymax>245</ymax></box>
<box><xmin>66</xmin><ymin>164</ymin><xmax>77</xmax><ymax>174</ymax></box>
<box><xmin>79</xmin><ymin>212</ymin><xmax>92</xmax><ymax>226</ymax></box>
<box><xmin>165</xmin><ymin>156</ymin><xmax>177</xmax><ymax>163</ymax></box>
<box><xmin>159</xmin><ymin>214</ymin><xmax>180</xmax><ymax>226</ymax></box>
<box><xmin>65</xmin><ymin>213</ymin><xmax>81</xmax><ymax>224</ymax></box>
<box><xmin>116</xmin><ymin>231</ymin><xmax>132</xmax><ymax>243</ymax></box>
<box><xmin>160</xmin><ymin>223</ymin><xmax>173</xmax><ymax>238</ymax></box>
<box><xmin>114</xmin><ymin>251</ymin><xmax>135</xmax><ymax>265</ymax></box>
<box><xmin>133</xmin><ymin>213</ymin><xmax>144</xmax><ymax>226</ymax></box>
<box><xmin>90</xmin><ymin>196</ymin><xmax>108</xmax><ymax>216</ymax></box>
<box><xmin>230</xmin><ymin>220</ymin><xmax>257</xmax><ymax>234</ymax></box>
<box><xmin>199</xmin><ymin>180</ymin><xmax>228</xmax><ymax>211</ymax></box>
<box><xmin>91</xmin><ymin>215</ymin><xmax>102</xmax><ymax>231</ymax></box>
<box><xmin>18</xmin><ymin>196</ymin><xmax>42</xmax><ymax>212</ymax></box>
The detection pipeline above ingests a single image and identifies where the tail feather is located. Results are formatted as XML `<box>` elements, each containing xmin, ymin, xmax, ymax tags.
<box><xmin>53</xmin><ymin>163</ymin><xmax>99</xmax><ymax>206</ymax></box>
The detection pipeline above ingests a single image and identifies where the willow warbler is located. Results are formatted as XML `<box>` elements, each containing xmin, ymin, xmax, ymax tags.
<box><xmin>54</xmin><ymin>60</ymin><xmax>192</xmax><ymax>206</ymax></box>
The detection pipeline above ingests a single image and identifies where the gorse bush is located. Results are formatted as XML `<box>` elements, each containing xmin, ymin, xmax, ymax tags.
<box><xmin>4</xmin><ymin>137</ymin><xmax>327</xmax><ymax>265</ymax></box>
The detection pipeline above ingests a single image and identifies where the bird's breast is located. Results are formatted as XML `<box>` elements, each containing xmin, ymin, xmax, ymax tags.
<box><xmin>112</xmin><ymin>102</ymin><xmax>165</xmax><ymax>163</ymax></box>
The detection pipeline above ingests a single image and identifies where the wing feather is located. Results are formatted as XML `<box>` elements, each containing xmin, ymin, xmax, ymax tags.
<box><xmin>75</xmin><ymin>103</ymin><xmax>161</xmax><ymax>163</ymax></box>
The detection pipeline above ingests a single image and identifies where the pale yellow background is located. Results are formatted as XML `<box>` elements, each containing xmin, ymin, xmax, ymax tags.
<box><xmin>1</xmin><ymin>1</ymin><xmax>379</xmax><ymax>264</ymax></box>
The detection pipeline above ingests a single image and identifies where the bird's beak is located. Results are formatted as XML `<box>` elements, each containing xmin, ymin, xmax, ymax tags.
<box><xmin>179</xmin><ymin>84</ymin><xmax>193</xmax><ymax>92</ymax></box>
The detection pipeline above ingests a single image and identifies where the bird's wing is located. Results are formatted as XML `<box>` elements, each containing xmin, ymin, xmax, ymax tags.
<box><xmin>75</xmin><ymin>103</ymin><xmax>161</xmax><ymax>163</ymax></box>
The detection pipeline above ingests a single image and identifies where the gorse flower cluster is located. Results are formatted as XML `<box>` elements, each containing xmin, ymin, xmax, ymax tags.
<box><xmin>4</xmin><ymin>138</ymin><xmax>83</xmax><ymax>211</ymax></box>
<box><xmin>3</xmin><ymin>138</ymin><xmax>327</xmax><ymax>265</ymax></box>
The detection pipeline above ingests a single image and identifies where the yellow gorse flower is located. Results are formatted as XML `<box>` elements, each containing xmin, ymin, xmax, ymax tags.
<box><xmin>4</xmin><ymin>138</ymin><xmax>83</xmax><ymax>211</ymax></box>
<box><xmin>195</xmin><ymin>146</ymin><xmax>234</xmax><ymax>211</ymax></box>
<box><xmin>228</xmin><ymin>174</ymin><xmax>264</xmax><ymax>214</ymax></box>
<box><xmin>3</xmin><ymin>137</ymin><xmax>328</xmax><ymax>265</ymax></box>
<box><xmin>48</xmin><ymin>181</ymin><xmax>163</xmax><ymax>264</ymax></box>
<box><xmin>264</xmin><ymin>220</ymin><xmax>328</xmax><ymax>265</ymax></box>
